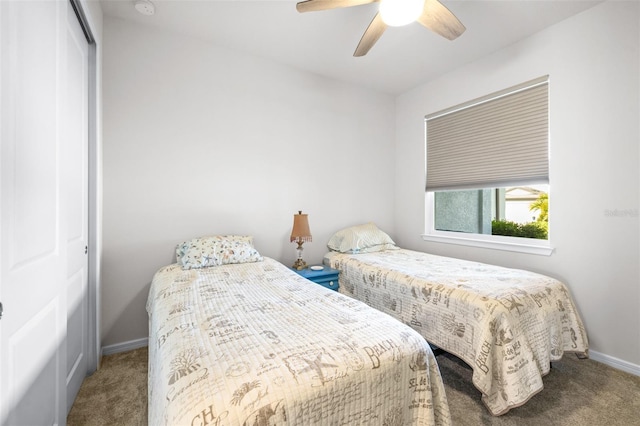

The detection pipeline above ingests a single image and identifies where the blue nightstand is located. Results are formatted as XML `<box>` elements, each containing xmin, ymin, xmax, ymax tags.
<box><xmin>291</xmin><ymin>265</ymin><xmax>340</xmax><ymax>291</ymax></box>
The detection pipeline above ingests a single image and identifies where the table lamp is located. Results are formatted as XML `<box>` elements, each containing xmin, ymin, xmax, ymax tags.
<box><xmin>290</xmin><ymin>210</ymin><xmax>312</xmax><ymax>270</ymax></box>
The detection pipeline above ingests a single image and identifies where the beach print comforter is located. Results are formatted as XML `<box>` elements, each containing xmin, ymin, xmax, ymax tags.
<box><xmin>147</xmin><ymin>257</ymin><xmax>451</xmax><ymax>425</ymax></box>
<box><xmin>325</xmin><ymin>249</ymin><xmax>588</xmax><ymax>416</ymax></box>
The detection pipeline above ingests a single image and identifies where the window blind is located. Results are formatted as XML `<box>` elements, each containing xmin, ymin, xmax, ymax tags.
<box><xmin>425</xmin><ymin>76</ymin><xmax>549</xmax><ymax>192</ymax></box>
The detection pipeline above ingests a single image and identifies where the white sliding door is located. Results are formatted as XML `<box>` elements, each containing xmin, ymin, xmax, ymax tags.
<box><xmin>0</xmin><ymin>1</ymin><xmax>90</xmax><ymax>424</ymax></box>
<box><xmin>64</xmin><ymin>0</ymin><xmax>90</xmax><ymax>414</ymax></box>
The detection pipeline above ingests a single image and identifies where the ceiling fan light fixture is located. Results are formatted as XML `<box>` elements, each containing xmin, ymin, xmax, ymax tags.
<box><xmin>379</xmin><ymin>0</ymin><xmax>423</xmax><ymax>27</ymax></box>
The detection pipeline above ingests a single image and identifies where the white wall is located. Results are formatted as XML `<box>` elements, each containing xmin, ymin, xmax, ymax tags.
<box><xmin>102</xmin><ymin>18</ymin><xmax>396</xmax><ymax>347</ymax></box>
<box><xmin>395</xmin><ymin>1</ymin><xmax>640</xmax><ymax>370</ymax></box>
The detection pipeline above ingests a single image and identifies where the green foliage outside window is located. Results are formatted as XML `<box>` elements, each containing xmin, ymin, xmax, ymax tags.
<box><xmin>529</xmin><ymin>193</ymin><xmax>549</xmax><ymax>222</ymax></box>
<box><xmin>491</xmin><ymin>219</ymin><xmax>548</xmax><ymax>239</ymax></box>
<box><xmin>491</xmin><ymin>191</ymin><xmax>549</xmax><ymax>239</ymax></box>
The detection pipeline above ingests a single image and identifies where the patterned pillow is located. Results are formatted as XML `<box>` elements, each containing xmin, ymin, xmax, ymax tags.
<box><xmin>327</xmin><ymin>223</ymin><xmax>399</xmax><ymax>254</ymax></box>
<box><xmin>176</xmin><ymin>235</ymin><xmax>263</xmax><ymax>269</ymax></box>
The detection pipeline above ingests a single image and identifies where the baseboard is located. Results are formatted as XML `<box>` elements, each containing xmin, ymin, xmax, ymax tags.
<box><xmin>101</xmin><ymin>337</ymin><xmax>149</xmax><ymax>356</ymax></box>
<box><xmin>589</xmin><ymin>350</ymin><xmax>640</xmax><ymax>377</ymax></box>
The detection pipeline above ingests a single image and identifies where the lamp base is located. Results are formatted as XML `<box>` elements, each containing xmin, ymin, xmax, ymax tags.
<box><xmin>292</xmin><ymin>258</ymin><xmax>308</xmax><ymax>270</ymax></box>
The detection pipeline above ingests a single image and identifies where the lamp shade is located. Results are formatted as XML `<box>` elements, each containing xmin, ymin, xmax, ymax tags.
<box><xmin>290</xmin><ymin>211</ymin><xmax>312</xmax><ymax>242</ymax></box>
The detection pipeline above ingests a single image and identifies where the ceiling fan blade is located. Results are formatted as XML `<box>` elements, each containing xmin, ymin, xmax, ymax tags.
<box><xmin>416</xmin><ymin>0</ymin><xmax>465</xmax><ymax>41</ymax></box>
<box><xmin>353</xmin><ymin>12</ymin><xmax>387</xmax><ymax>57</ymax></box>
<box><xmin>297</xmin><ymin>0</ymin><xmax>378</xmax><ymax>13</ymax></box>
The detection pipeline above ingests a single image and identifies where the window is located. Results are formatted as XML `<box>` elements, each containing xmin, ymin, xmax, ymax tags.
<box><xmin>424</xmin><ymin>76</ymin><xmax>552</xmax><ymax>255</ymax></box>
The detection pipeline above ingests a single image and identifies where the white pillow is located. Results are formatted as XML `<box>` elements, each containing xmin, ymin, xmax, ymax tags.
<box><xmin>176</xmin><ymin>235</ymin><xmax>263</xmax><ymax>269</ymax></box>
<box><xmin>327</xmin><ymin>223</ymin><xmax>398</xmax><ymax>254</ymax></box>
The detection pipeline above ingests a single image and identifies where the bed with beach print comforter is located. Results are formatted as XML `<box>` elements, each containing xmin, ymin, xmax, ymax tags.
<box><xmin>325</xmin><ymin>249</ymin><xmax>589</xmax><ymax>416</ymax></box>
<box><xmin>147</xmin><ymin>257</ymin><xmax>451</xmax><ymax>425</ymax></box>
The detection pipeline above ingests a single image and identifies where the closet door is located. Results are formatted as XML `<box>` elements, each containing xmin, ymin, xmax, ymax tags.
<box><xmin>63</xmin><ymin>1</ymin><xmax>89</xmax><ymax>414</ymax></box>
<box><xmin>0</xmin><ymin>1</ymin><xmax>89</xmax><ymax>424</ymax></box>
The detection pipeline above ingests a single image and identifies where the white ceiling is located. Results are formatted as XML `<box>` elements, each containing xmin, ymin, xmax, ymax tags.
<box><xmin>99</xmin><ymin>0</ymin><xmax>602</xmax><ymax>95</ymax></box>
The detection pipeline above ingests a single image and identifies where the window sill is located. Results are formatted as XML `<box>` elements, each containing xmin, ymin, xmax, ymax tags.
<box><xmin>421</xmin><ymin>233</ymin><xmax>554</xmax><ymax>256</ymax></box>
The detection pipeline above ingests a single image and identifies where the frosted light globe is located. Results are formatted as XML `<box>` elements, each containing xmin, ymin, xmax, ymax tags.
<box><xmin>380</xmin><ymin>0</ymin><xmax>423</xmax><ymax>27</ymax></box>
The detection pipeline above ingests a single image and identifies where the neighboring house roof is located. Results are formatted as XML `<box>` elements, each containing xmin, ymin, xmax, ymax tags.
<box><xmin>505</xmin><ymin>186</ymin><xmax>543</xmax><ymax>201</ymax></box>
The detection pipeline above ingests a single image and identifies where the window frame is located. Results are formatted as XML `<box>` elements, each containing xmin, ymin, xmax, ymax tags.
<box><xmin>423</xmin><ymin>190</ymin><xmax>554</xmax><ymax>256</ymax></box>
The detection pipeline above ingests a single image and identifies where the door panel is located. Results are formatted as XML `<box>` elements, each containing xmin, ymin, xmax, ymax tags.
<box><xmin>66</xmin><ymin>271</ymin><xmax>85</xmax><ymax>389</ymax></box>
<box><xmin>9</xmin><ymin>2</ymin><xmax>58</xmax><ymax>268</ymax></box>
<box><xmin>9</xmin><ymin>300</ymin><xmax>60</xmax><ymax>426</ymax></box>
<box><xmin>63</xmin><ymin>0</ymin><xmax>89</xmax><ymax>414</ymax></box>
<box><xmin>1</xmin><ymin>1</ymin><xmax>66</xmax><ymax>424</ymax></box>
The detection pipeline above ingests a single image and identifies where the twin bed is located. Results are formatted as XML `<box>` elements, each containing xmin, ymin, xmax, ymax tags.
<box><xmin>146</xmin><ymin>227</ymin><xmax>588</xmax><ymax>423</ymax></box>
<box><xmin>147</xmin><ymin>235</ymin><xmax>451</xmax><ymax>425</ymax></box>
<box><xmin>323</xmin><ymin>223</ymin><xmax>589</xmax><ymax>416</ymax></box>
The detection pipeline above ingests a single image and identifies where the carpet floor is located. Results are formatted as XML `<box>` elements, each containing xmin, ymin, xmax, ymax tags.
<box><xmin>67</xmin><ymin>347</ymin><xmax>640</xmax><ymax>425</ymax></box>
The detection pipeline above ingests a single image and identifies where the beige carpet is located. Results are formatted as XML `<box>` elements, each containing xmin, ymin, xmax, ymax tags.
<box><xmin>437</xmin><ymin>352</ymin><xmax>640</xmax><ymax>426</ymax></box>
<box><xmin>68</xmin><ymin>347</ymin><xmax>640</xmax><ymax>425</ymax></box>
<box><xmin>67</xmin><ymin>347</ymin><xmax>148</xmax><ymax>426</ymax></box>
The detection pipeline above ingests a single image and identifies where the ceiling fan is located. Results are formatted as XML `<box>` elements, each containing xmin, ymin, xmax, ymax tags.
<box><xmin>296</xmin><ymin>0</ymin><xmax>465</xmax><ymax>57</ymax></box>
